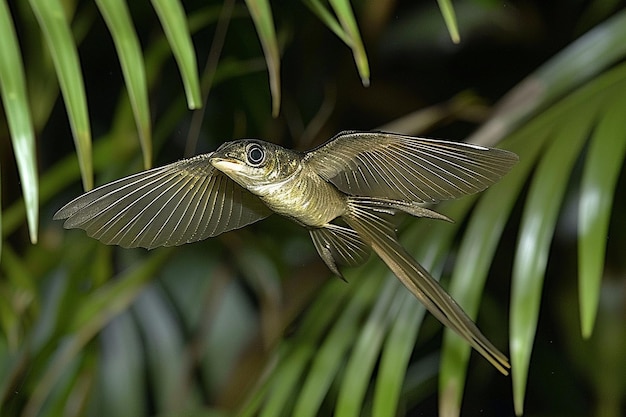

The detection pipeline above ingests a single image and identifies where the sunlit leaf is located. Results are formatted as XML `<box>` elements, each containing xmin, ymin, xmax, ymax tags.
<box><xmin>96</xmin><ymin>0</ymin><xmax>152</xmax><ymax>168</ymax></box>
<box><xmin>436</xmin><ymin>0</ymin><xmax>460</xmax><ymax>43</ymax></box>
<box><xmin>0</xmin><ymin>0</ymin><xmax>38</xmax><ymax>245</ymax></box>
<box><xmin>328</xmin><ymin>0</ymin><xmax>369</xmax><ymax>86</ymax></box>
<box><xmin>150</xmin><ymin>0</ymin><xmax>202</xmax><ymax>109</ymax></box>
<box><xmin>303</xmin><ymin>0</ymin><xmax>351</xmax><ymax>45</ymax></box>
<box><xmin>578</xmin><ymin>80</ymin><xmax>626</xmax><ymax>338</ymax></box>
<box><xmin>28</xmin><ymin>0</ymin><xmax>93</xmax><ymax>190</ymax></box>
<box><xmin>292</xmin><ymin>271</ymin><xmax>382</xmax><ymax>417</ymax></box>
<box><xmin>510</xmin><ymin>92</ymin><xmax>599</xmax><ymax>417</ymax></box>
<box><xmin>440</xmin><ymin>128</ymin><xmax>549</xmax><ymax>417</ymax></box>
<box><xmin>469</xmin><ymin>9</ymin><xmax>626</xmax><ymax>147</ymax></box>
<box><xmin>335</xmin><ymin>279</ymin><xmax>399</xmax><ymax>417</ymax></box>
<box><xmin>244</xmin><ymin>0</ymin><xmax>281</xmax><ymax>116</ymax></box>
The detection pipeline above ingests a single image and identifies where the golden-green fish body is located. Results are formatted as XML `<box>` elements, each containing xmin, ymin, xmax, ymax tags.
<box><xmin>54</xmin><ymin>131</ymin><xmax>518</xmax><ymax>375</ymax></box>
<box><xmin>211</xmin><ymin>140</ymin><xmax>347</xmax><ymax>227</ymax></box>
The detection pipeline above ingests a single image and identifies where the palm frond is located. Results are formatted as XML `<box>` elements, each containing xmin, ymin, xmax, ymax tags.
<box><xmin>240</xmin><ymin>11</ymin><xmax>626</xmax><ymax>417</ymax></box>
<box><xmin>577</xmin><ymin>92</ymin><xmax>626</xmax><ymax>338</ymax></box>
<box><xmin>0</xmin><ymin>1</ymin><xmax>38</xmax><ymax>246</ymax></box>
<box><xmin>28</xmin><ymin>0</ymin><xmax>93</xmax><ymax>191</ymax></box>
<box><xmin>304</xmin><ymin>0</ymin><xmax>370</xmax><ymax>86</ymax></box>
<box><xmin>21</xmin><ymin>248</ymin><xmax>171</xmax><ymax>417</ymax></box>
<box><xmin>242</xmin><ymin>197</ymin><xmax>479</xmax><ymax>417</ymax></box>
<box><xmin>2</xmin><ymin>2</ymin><xmax>625</xmax><ymax>417</ymax></box>
<box><xmin>244</xmin><ymin>0</ymin><xmax>281</xmax><ymax>117</ymax></box>
<box><xmin>512</xmin><ymin>64</ymin><xmax>626</xmax><ymax>415</ymax></box>
<box><xmin>436</xmin><ymin>0</ymin><xmax>460</xmax><ymax>43</ymax></box>
<box><xmin>150</xmin><ymin>0</ymin><xmax>202</xmax><ymax>109</ymax></box>
<box><xmin>0</xmin><ymin>0</ymin><xmax>204</xmax><ymax>256</ymax></box>
<box><xmin>95</xmin><ymin>0</ymin><xmax>152</xmax><ymax>168</ymax></box>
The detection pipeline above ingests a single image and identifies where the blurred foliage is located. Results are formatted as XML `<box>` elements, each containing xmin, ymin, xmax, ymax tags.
<box><xmin>1</xmin><ymin>1</ymin><xmax>626</xmax><ymax>417</ymax></box>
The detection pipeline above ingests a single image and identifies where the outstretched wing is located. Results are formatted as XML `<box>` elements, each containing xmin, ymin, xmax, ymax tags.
<box><xmin>54</xmin><ymin>154</ymin><xmax>272</xmax><ymax>249</ymax></box>
<box><xmin>304</xmin><ymin>131</ymin><xmax>519</xmax><ymax>203</ymax></box>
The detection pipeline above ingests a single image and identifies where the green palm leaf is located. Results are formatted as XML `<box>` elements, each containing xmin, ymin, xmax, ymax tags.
<box><xmin>95</xmin><ymin>0</ymin><xmax>152</xmax><ymax>168</ymax></box>
<box><xmin>439</xmin><ymin>127</ymin><xmax>546</xmax><ymax>416</ymax></box>
<box><xmin>327</xmin><ymin>0</ymin><xmax>369</xmax><ymax>86</ymax></box>
<box><xmin>305</xmin><ymin>0</ymin><xmax>370</xmax><ymax>86</ymax></box>
<box><xmin>0</xmin><ymin>0</ymin><xmax>38</xmax><ymax>247</ymax></box>
<box><xmin>510</xmin><ymin>88</ymin><xmax>596</xmax><ymax>416</ymax></box>
<box><xmin>436</xmin><ymin>10</ymin><xmax>626</xmax><ymax>416</ymax></box>
<box><xmin>335</xmin><ymin>278</ymin><xmax>399</xmax><ymax>417</ymax></box>
<box><xmin>578</xmin><ymin>93</ymin><xmax>626</xmax><ymax>338</ymax></box>
<box><xmin>244</xmin><ymin>0</ymin><xmax>281</xmax><ymax>117</ymax></box>
<box><xmin>151</xmin><ymin>0</ymin><xmax>202</xmax><ymax>109</ymax></box>
<box><xmin>3</xmin><ymin>2</ymin><xmax>625</xmax><ymax>417</ymax></box>
<box><xmin>436</xmin><ymin>0</ymin><xmax>460</xmax><ymax>43</ymax></box>
<box><xmin>0</xmin><ymin>0</ymin><xmax>203</xmax><ymax>253</ymax></box>
<box><xmin>28</xmin><ymin>0</ymin><xmax>93</xmax><ymax>191</ymax></box>
<box><xmin>291</xmin><ymin>272</ymin><xmax>382</xmax><ymax>417</ymax></box>
<box><xmin>240</xmin><ymin>11</ymin><xmax>626</xmax><ymax>417</ymax></box>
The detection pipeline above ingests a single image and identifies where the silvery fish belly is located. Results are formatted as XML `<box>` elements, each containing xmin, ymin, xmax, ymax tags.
<box><xmin>248</xmin><ymin>165</ymin><xmax>347</xmax><ymax>227</ymax></box>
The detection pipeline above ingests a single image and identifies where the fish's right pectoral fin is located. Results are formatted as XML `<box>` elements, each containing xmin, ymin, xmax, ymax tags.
<box><xmin>309</xmin><ymin>224</ymin><xmax>371</xmax><ymax>280</ymax></box>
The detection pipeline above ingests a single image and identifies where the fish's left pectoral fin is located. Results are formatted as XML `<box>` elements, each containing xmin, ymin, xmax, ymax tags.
<box><xmin>309</xmin><ymin>224</ymin><xmax>371</xmax><ymax>280</ymax></box>
<box><xmin>348</xmin><ymin>197</ymin><xmax>454</xmax><ymax>222</ymax></box>
<box><xmin>388</xmin><ymin>201</ymin><xmax>454</xmax><ymax>222</ymax></box>
<box><xmin>53</xmin><ymin>155</ymin><xmax>273</xmax><ymax>249</ymax></box>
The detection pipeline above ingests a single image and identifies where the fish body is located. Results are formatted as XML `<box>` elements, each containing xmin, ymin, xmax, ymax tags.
<box><xmin>212</xmin><ymin>141</ymin><xmax>347</xmax><ymax>227</ymax></box>
<box><xmin>55</xmin><ymin>131</ymin><xmax>518</xmax><ymax>374</ymax></box>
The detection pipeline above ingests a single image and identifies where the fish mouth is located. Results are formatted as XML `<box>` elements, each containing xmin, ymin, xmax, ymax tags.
<box><xmin>210</xmin><ymin>157</ymin><xmax>259</xmax><ymax>188</ymax></box>
<box><xmin>210</xmin><ymin>157</ymin><xmax>244</xmax><ymax>174</ymax></box>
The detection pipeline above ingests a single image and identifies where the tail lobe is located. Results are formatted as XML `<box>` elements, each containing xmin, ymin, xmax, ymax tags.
<box><xmin>344</xmin><ymin>198</ymin><xmax>510</xmax><ymax>375</ymax></box>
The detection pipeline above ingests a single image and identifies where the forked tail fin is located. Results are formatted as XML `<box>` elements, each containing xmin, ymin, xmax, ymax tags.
<box><xmin>344</xmin><ymin>197</ymin><xmax>510</xmax><ymax>375</ymax></box>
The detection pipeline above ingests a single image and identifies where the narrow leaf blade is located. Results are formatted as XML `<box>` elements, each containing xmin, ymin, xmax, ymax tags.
<box><xmin>303</xmin><ymin>0</ymin><xmax>351</xmax><ymax>45</ymax></box>
<box><xmin>440</xmin><ymin>130</ymin><xmax>548</xmax><ymax>417</ymax></box>
<box><xmin>372</xmin><ymin>290</ymin><xmax>423</xmax><ymax>417</ymax></box>
<box><xmin>329</xmin><ymin>0</ymin><xmax>370</xmax><ymax>86</ymax></box>
<box><xmin>292</xmin><ymin>271</ymin><xmax>382</xmax><ymax>417</ymax></box>
<box><xmin>244</xmin><ymin>0</ymin><xmax>281</xmax><ymax>116</ymax></box>
<box><xmin>335</xmin><ymin>279</ymin><xmax>399</xmax><ymax>417</ymax></box>
<box><xmin>436</xmin><ymin>0</ymin><xmax>460</xmax><ymax>43</ymax></box>
<box><xmin>0</xmin><ymin>0</ymin><xmax>38</xmax><ymax>243</ymax></box>
<box><xmin>510</xmin><ymin>104</ymin><xmax>595</xmax><ymax>415</ymax></box>
<box><xmin>578</xmin><ymin>86</ymin><xmax>626</xmax><ymax>338</ymax></box>
<box><xmin>151</xmin><ymin>0</ymin><xmax>202</xmax><ymax>109</ymax></box>
<box><xmin>96</xmin><ymin>0</ymin><xmax>153</xmax><ymax>168</ymax></box>
<box><xmin>28</xmin><ymin>0</ymin><xmax>93</xmax><ymax>190</ymax></box>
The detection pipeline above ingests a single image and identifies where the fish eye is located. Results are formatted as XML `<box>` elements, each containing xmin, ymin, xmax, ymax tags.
<box><xmin>246</xmin><ymin>143</ymin><xmax>266</xmax><ymax>167</ymax></box>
